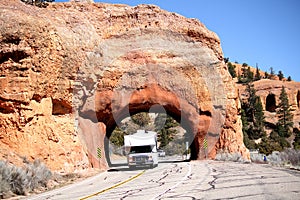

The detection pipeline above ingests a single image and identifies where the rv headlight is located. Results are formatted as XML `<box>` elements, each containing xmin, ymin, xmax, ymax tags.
<box><xmin>148</xmin><ymin>155</ymin><xmax>153</xmax><ymax>160</ymax></box>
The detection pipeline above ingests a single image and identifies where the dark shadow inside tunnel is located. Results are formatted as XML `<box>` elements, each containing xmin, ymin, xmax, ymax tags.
<box><xmin>266</xmin><ymin>93</ymin><xmax>276</xmax><ymax>112</ymax></box>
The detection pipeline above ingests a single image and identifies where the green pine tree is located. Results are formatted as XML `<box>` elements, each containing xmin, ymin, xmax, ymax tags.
<box><xmin>239</xmin><ymin>63</ymin><xmax>254</xmax><ymax>83</ymax></box>
<box><xmin>265</xmin><ymin>71</ymin><xmax>269</xmax><ymax>79</ymax></box>
<box><xmin>241</xmin><ymin>63</ymin><xmax>248</xmax><ymax>78</ymax></box>
<box><xmin>241</xmin><ymin>108</ymin><xmax>256</xmax><ymax>149</ymax></box>
<box><xmin>241</xmin><ymin>108</ymin><xmax>249</xmax><ymax>134</ymax></box>
<box><xmin>276</xmin><ymin>86</ymin><xmax>293</xmax><ymax>138</ymax></box>
<box><xmin>159</xmin><ymin>128</ymin><xmax>169</xmax><ymax>148</ymax></box>
<box><xmin>110</xmin><ymin>127</ymin><xmax>126</xmax><ymax>147</ymax></box>
<box><xmin>244</xmin><ymin>83</ymin><xmax>257</xmax><ymax>122</ymax></box>
<box><xmin>253</xmin><ymin>94</ymin><xmax>266</xmax><ymax>138</ymax></box>
<box><xmin>227</xmin><ymin>62</ymin><xmax>237</xmax><ymax>78</ymax></box>
<box><xmin>278</xmin><ymin>70</ymin><xmax>284</xmax><ymax>81</ymax></box>
<box><xmin>293</xmin><ymin>128</ymin><xmax>300</xmax><ymax>149</ymax></box>
<box><xmin>155</xmin><ymin>114</ymin><xmax>178</xmax><ymax>148</ymax></box>
<box><xmin>246</xmin><ymin>67</ymin><xmax>254</xmax><ymax>82</ymax></box>
<box><xmin>269</xmin><ymin>67</ymin><xmax>275</xmax><ymax>79</ymax></box>
<box><xmin>258</xmin><ymin>135</ymin><xmax>283</xmax><ymax>155</ymax></box>
<box><xmin>131</xmin><ymin>112</ymin><xmax>151</xmax><ymax>128</ymax></box>
<box><xmin>254</xmin><ymin>66</ymin><xmax>261</xmax><ymax>81</ymax></box>
<box><xmin>243</xmin><ymin>83</ymin><xmax>266</xmax><ymax>139</ymax></box>
<box><xmin>224</xmin><ymin>57</ymin><xmax>229</xmax><ymax>63</ymax></box>
<box><xmin>164</xmin><ymin>115</ymin><xmax>179</xmax><ymax>129</ymax></box>
<box><xmin>238</xmin><ymin>63</ymin><xmax>248</xmax><ymax>83</ymax></box>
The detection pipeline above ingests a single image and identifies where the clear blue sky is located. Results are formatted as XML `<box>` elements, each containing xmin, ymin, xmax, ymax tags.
<box><xmin>55</xmin><ymin>0</ymin><xmax>300</xmax><ymax>81</ymax></box>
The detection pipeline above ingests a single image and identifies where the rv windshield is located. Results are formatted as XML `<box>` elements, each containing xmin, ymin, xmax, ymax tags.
<box><xmin>129</xmin><ymin>145</ymin><xmax>152</xmax><ymax>153</ymax></box>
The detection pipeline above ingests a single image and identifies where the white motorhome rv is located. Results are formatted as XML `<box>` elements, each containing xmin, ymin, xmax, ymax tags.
<box><xmin>124</xmin><ymin>130</ymin><xmax>158</xmax><ymax>169</ymax></box>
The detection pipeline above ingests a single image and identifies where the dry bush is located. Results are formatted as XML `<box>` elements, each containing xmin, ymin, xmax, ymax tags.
<box><xmin>266</xmin><ymin>151</ymin><xmax>282</xmax><ymax>165</ymax></box>
<box><xmin>215</xmin><ymin>151</ymin><xmax>248</xmax><ymax>163</ymax></box>
<box><xmin>0</xmin><ymin>159</ymin><xmax>52</xmax><ymax>199</ymax></box>
<box><xmin>276</xmin><ymin>149</ymin><xmax>300</xmax><ymax>166</ymax></box>
<box><xmin>250</xmin><ymin>153</ymin><xmax>266</xmax><ymax>164</ymax></box>
<box><xmin>252</xmin><ymin>149</ymin><xmax>300</xmax><ymax>167</ymax></box>
<box><xmin>26</xmin><ymin>160</ymin><xmax>52</xmax><ymax>190</ymax></box>
<box><xmin>0</xmin><ymin>161</ymin><xmax>13</xmax><ymax>198</ymax></box>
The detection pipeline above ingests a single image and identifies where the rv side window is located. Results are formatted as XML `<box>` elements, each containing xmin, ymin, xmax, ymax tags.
<box><xmin>129</xmin><ymin>145</ymin><xmax>152</xmax><ymax>153</ymax></box>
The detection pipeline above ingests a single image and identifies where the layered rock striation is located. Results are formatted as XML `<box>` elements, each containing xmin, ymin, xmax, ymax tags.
<box><xmin>0</xmin><ymin>0</ymin><xmax>249</xmax><ymax>171</ymax></box>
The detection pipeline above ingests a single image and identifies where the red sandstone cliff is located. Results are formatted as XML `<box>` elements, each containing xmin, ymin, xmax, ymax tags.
<box><xmin>0</xmin><ymin>0</ymin><xmax>249</xmax><ymax>171</ymax></box>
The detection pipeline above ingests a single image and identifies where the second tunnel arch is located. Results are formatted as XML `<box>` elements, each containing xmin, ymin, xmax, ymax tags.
<box><xmin>266</xmin><ymin>93</ymin><xmax>276</xmax><ymax>112</ymax></box>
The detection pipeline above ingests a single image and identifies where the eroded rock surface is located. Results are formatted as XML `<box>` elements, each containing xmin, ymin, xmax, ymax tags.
<box><xmin>238</xmin><ymin>79</ymin><xmax>300</xmax><ymax>130</ymax></box>
<box><xmin>0</xmin><ymin>0</ymin><xmax>249</xmax><ymax>171</ymax></box>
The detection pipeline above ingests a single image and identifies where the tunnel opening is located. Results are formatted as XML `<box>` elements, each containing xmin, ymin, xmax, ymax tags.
<box><xmin>266</xmin><ymin>94</ymin><xmax>276</xmax><ymax>112</ymax></box>
<box><xmin>108</xmin><ymin>111</ymin><xmax>193</xmax><ymax>166</ymax></box>
<box><xmin>87</xmin><ymin>82</ymin><xmax>213</xmax><ymax>169</ymax></box>
<box><xmin>102</xmin><ymin>101</ymin><xmax>198</xmax><ymax>168</ymax></box>
<box><xmin>297</xmin><ymin>90</ymin><xmax>300</xmax><ymax>109</ymax></box>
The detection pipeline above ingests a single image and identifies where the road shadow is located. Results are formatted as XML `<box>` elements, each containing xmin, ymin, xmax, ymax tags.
<box><xmin>158</xmin><ymin>159</ymin><xmax>190</xmax><ymax>164</ymax></box>
<box><xmin>109</xmin><ymin>162</ymin><xmax>128</xmax><ymax>167</ymax></box>
<box><xmin>108</xmin><ymin>159</ymin><xmax>190</xmax><ymax>172</ymax></box>
<box><xmin>108</xmin><ymin>165</ymin><xmax>151</xmax><ymax>172</ymax></box>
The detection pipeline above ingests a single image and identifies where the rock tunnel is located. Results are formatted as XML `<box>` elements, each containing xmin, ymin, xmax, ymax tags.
<box><xmin>75</xmin><ymin>28</ymin><xmax>248</xmax><ymax>168</ymax></box>
<box><xmin>0</xmin><ymin>2</ymin><xmax>249</xmax><ymax>171</ymax></box>
<box><xmin>101</xmin><ymin>83</ymin><xmax>211</xmax><ymax>166</ymax></box>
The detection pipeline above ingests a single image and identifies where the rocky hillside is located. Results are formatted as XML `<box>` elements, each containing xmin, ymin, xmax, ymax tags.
<box><xmin>231</xmin><ymin>63</ymin><xmax>300</xmax><ymax>131</ymax></box>
<box><xmin>228</xmin><ymin>61</ymin><xmax>300</xmax><ymax>153</ymax></box>
<box><xmin>0</xmin><ymin>0</ymin><xmax>249</xmax><ymax>172</ymax></box>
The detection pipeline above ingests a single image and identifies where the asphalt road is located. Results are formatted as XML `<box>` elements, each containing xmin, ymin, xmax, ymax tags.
<box><xmin>26</xmin><ymin>159</ymin><xmax>300</xmax><ymax>200</ymax></box>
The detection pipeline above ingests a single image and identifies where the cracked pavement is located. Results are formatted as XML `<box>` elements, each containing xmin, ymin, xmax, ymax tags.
<box><xmin>26</xmin><ymin>160</ymin><xmax>300</xmax><ymax>200</ymax></box>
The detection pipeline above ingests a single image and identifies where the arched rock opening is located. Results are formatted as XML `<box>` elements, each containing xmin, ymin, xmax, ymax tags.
<box><xmin>73</xmin><ymin>19</ymin><xmax>249</xmax><ymax>170</ymax></box>
<box><xmin>108</xmin><ymin>111</ymin><xmax>193</xmax><ymax>165</ymax></box>
<box><xmin>105</xmin><ymin>109</ymin><xmax>197</xmax><ymax>167</ymax></box>
<box><xmin>94</xmin><ymin>83</ymin><xmax>211</xmax><ymax>167</ymax></box>
<box><xmin>0</xmin><ymin>1</ymin><xmax>250</xmax><ymax>172</ymax></box>
<box><xmin>266</xmin><ymin>94</ymin><xmax>276</xmax><ymax>112</ymax></box>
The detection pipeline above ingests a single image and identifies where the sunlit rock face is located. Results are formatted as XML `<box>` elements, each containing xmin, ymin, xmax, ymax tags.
<box><xmin>0</xmin><ymin>0</ymin><xmax>249</xmax><ymax>171</ymax></box>
<box><xmin>238</xmin><ymin>79</ymin><xmax>300</xmax><ymax>131</ymax></box>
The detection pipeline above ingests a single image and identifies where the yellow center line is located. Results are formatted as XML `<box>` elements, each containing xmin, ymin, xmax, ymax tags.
<box><xmin>79</xmin><ymin>170</ymin><xmax>146</xmax><ymax>200</ymax></box>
